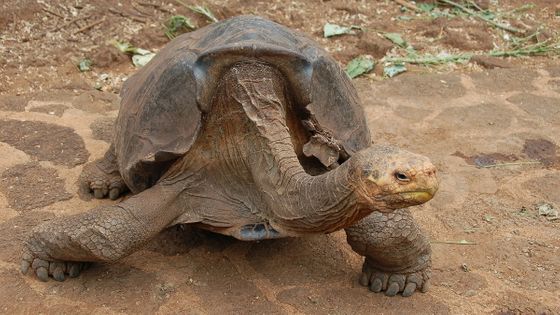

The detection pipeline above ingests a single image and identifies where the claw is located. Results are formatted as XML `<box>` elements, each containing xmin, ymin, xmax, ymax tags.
<box><xmin>93</xmin><ymin>189</ymin><xmax>105</xmax><ymax>199</ymax></box>
<box><xmin>109</xmin><ymin>188</ymin><xmax>120</xmax><ymax>200</ymax></box>
<box><xmin>36</xmin><ymin>266</ymin><xmax>49</xmax><ymax>282</ymax></box>
<box><xmin>369</xmin><ymin>278</ymin><xmax>383</xmax><ymax>293</ymax></box>
<box><xmin>359</xmin><ymin>272</ymin><xmax>369</xmax><ymax>286</ymax></box>
<box><xmin>20</xmin><ymin>260</ymin><xmax>30</xmax><ymax>274</ymax></box>
<box><xmin>388</xmin><ymin>274</ymin><xmax>406</xmax><ymax>290</ymax></box>
<box><xmin>421</xmin><ymin>279</ymin><xmax>430</xmax><ymax>293</ymax></box>
<box><xmin>53</xmin><ymin>269</ymin><xmax>65</xmax><ymax>281</ymax></box>
<box><xmin>385</xmin><ymin>282</ymin><xmax>400</xmax><ymax>296</ymax></box>
<box><xmin>51</xmin><ymin>262</ymin><xmax>66</xmax><ymax>282</ymax></box>
<box><xmin>402</xmin><ymin>282</ymin><xmax>417</xmax><ymax>297</ymax></box>
<box><xmin>68</xmin><ymin>263</ymin><xmax>81</xmax><ymax>278</ymax></box>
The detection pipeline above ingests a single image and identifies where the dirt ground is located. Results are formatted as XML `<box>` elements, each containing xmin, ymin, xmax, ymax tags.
<box><xmin>1</xmin><ymin>0</ymin><xmax>559</xmax><ymax>314</ymax></box>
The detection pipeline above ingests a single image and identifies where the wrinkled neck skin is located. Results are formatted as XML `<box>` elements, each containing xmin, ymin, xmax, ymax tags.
<box><xmin>225</xmin><ymin>61</ymin><xmax>377</xmax><ymax>234</ymax></box>
<box><xmin>258</xmin><ymin>157</ymin><xmax>374</xmax><ymax>234</ymax></box>
<box><xmin>162</xmin><ymin>61</ymin><xmax>378</xmax><ymax>235</ymax></box>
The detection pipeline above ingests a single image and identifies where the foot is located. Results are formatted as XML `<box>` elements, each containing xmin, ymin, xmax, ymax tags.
<box><xmin>21</xmin><ymin>249</ymin><xmax>90</xmax><ymax>282</ymax></box>
<box><xmin>358</xmin><ymin>257</ymin><xmax>430</xmax><ymax>297</ymax></box>
<box><xmin>79</xmin><ymin>160</ymin><xmax>127</xmax><ymax>200</ymax></box>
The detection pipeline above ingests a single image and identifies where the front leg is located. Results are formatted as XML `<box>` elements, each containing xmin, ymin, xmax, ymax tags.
<box><xmin>21</xmin><ymin>184</ymin><xmax>182</xmax><ymax>282</ymax></box>
<box><xmin>345</xmin><ymin>208</ymin><xmax>431</xmax><ymax>297</ymax></box>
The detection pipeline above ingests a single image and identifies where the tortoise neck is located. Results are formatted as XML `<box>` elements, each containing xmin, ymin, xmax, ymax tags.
<box><xmin>221</xmin><ymin>62</ymin><xmax>370</xmax><ymax>233</ymax></box>
<box><xmin>288</xmin><ymin>163</ymin><xmax>370</xmax><ymax>233</ymax></box>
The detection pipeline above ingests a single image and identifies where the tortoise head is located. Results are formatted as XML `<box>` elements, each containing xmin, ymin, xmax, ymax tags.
<box><xmin>349</xmin><ymin>145</ymin><xmax>438</xmax><ymax>212</ymax></box>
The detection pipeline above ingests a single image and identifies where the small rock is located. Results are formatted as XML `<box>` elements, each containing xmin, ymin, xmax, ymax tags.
<box><xmin>463</xmin><ymin>289</ymin><xmax>477</xmax><ymax>297</ymax></box>
<box><xmin>483</xmin><ymin>214</ymin><xmax>494</xmax><ymax>222</ymax></box>
<box><xmin>461</xmin><ymin>263</ymin><xmax>469</xmax><ymax>272</ymax></box>
<box><xmin>536</xmin><ymin>203</ymin><xmax>559</xmax><ymax>221</ymax></box>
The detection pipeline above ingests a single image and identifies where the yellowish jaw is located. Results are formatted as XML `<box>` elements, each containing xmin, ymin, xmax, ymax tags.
<box><xmin>398</xmin><ymin>191</ymin><xmax>434</xmax><ymax>203</ymax></box>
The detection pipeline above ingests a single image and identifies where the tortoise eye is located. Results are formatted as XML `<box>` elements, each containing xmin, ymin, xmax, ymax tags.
<box><xmin>395</xmin><ymin>172</ymin><xmax>410</xmax><ymax>182</ymax></box>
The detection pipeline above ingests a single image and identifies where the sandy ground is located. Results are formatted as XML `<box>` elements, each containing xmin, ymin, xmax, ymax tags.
<box><xmin>1</xmin><ymin>0</ymin><xmax>560</xmax><ymax>314</ymax></box>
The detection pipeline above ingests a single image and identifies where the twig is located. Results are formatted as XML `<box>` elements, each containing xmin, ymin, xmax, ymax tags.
<box><xmin>138</xmin><ymin>1</ymin><xmax>173</xmax><ymax>13</ymax></box>
<box><xmin>53</xmin><ymin>14</ymin><xmax>91</xmax><ymax>31</ymax></box>
<box><xmin>137</xmin><ymin>1</ymin><xmax>160</xmax><ymax>7</ymax></box>
<box><xmin>73</xmin><ymin>17</ymin><xmax>105</xmax><ymax>34</ymax></box>
<box><xmin>466</xmin><ymin>0</ymin><xmax>483</xmax><ymax>11</ymax></box>
<box><xmin>390</xmin><ymin>0</ymin><xmax>423</xmax><ymax>13</ymax></box>
<box><xmin>108</xmin><ymin>8</ymin><xmax>147</xmax><ymax>23</ymax></box>
<box><xmin>438</xmin><ymin>0</ymin><xmax>525</xmax><ymax>34</ymax></box>
<box><xmin>478</xmin><ymin>161</ymin><xmax>542</xmax><ymax>168</ymax></box>
<box><xmin>431</xmin><ymin>240</ymin><xmax>477</xmax><ymax>245</ymax></box>
<box><xmin>42</xmin><ymin>7</ymin><xmax>64</xmax><ymax>19</ymax></box>
<box><xmin>132</xmin><ymin>2</ymin><xmax>152</xmax><ymax>16</ymax></box>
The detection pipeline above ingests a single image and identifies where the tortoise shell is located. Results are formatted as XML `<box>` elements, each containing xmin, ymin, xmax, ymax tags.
<box><xmin>116</xmin><ymin>15</ymin><xmax>371</xmax><ymax>193</ymax></box>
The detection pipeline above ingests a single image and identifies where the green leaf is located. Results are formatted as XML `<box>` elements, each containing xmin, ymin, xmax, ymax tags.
<box><xmin>132</xmin><ymin>52</ymin><xmax>156</xmax><ymax>67</ymax></box>
<box><xmin>383</xmin><ymin>63</ymin><xmax>407</xmax><ymax>77</ymax></box>
<box><xmin>112</xmin><ymin>40</ymin><xmax>156</xmax><ymax>67</ymax></box>
<box><xmin>165</xmin><ymin>15</ymin><xmax>196</xmax><ymax>39</ymax></box>
<box><xmin>77</xmin><ymin>58</ymin><xmax>92</xmax><ymax>72</ymax></box>
<box><xmin>112</xmin><ymin>40</ymin><xmax>138</xmax><ymax>54</ymax></box>
<box><xmin>418</xmin><ymin>3</ymin><xmax>436</xmax><ymax>12</ymax></box>
<box><xmin>188</xmin><ymin>5</ymin><xmax>218</xmax><ymax>23</ymax></box>
<box><xmin>383</xmin><ymin>32</ymin><xmax>408</xmax><ymax>48</ymax></box>
<box><xmin>345</xmin><ymin>56</ymin><xmax>375</xmax><ymax>79</ymax></box>
<box><xmin>323</xmin><ymin>23</ymin><xmax>355</xmax><ymax>38</ymax></box>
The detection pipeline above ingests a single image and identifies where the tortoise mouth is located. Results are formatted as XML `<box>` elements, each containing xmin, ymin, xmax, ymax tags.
<box><xmin>374</xmin><ymin>188</ymin><xmax>437</xmax><ymax>207</ymax></box>
<box><xmin>396</xmin><ymin>191</ymin><xmax>434</xmax><ymax>203</ymax></box>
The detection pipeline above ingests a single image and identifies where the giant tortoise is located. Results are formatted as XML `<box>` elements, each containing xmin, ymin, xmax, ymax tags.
<box><xmin>21</xmin><ymin>15</ymin><xmax>438</xmax><ymax>297</ymax></box>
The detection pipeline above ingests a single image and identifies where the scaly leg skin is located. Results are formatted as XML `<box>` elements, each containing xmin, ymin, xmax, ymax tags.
<box><xmin>345</xmin><ymin>208</ymin><xmax>431</xmax><ymax>297</ymax></box>
<box><xmin>21</xmin><ymin>184</ymin><xmax>181</xmax><ymax>282</ymax></box>
<box><xmin>79</xmin><ymin>144</ymin><xmax>128</xmax><ymax>200</ymax></box>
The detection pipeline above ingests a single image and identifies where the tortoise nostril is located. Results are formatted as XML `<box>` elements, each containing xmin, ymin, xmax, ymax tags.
<box><xmin>424</xmin><ymin>167</ymin><xmax>436</xmax><ymax>177</ymax></box>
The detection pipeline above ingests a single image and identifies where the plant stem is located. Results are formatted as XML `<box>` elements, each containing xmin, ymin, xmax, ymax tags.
<box><xmin>391</xmin><ymin>0</ymin><xmax>424</xmax><ymax>13</ymax></box>
<box><xmin>385</xmin><ymin>53</ymin><xmax>473</xmax><ymax>65</ymax></box>
<box><xmin>431</xmin><ymin>240</ymin><xmax>477</xmax><ymax>245</ymax></box>
<box><xmin>478</xmin><ymin>161</ymin><xmax>542</xmax><ymax>168</ymax></box>
<box><xmin>438</xmin><ymin>0</ymin><xmax>525</xmax><ymax>34</ymax></box>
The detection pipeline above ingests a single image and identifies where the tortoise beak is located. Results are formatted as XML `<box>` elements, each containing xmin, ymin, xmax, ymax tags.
<box><xmin>397</xmin><ymin>190</ymin><xmax>436</xmax><ymax>203</ymax></box>
<box><xmin>382</xmin><ymin>177</ymin><xmax>439</xmax><ymax>207</ymax></box>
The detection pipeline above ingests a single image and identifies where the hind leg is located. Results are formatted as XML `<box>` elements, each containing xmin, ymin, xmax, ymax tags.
<box><xmin>79</xmin><ymin>144</ymin><xmax>128</xmax><ymax>200</ymax></box>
